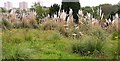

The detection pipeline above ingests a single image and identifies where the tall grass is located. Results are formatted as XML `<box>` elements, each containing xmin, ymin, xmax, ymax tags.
<box><xmin>2</xmin><ymin>19</ymin><xmax>118</xmax><ymax>59</ymax></box>
<box><xmin>2</xmin><ymin>18</ymin><xmax>13</xmax><ymax>29</ymax></box>
<box><xmin>2</xmin><ymin>29</ymin><xmax>94</xmax><ymax>59</ymax></box>
<box><xmin>72</xmin><ymin>27</ymin><xmax>118</xmax><ymax>59</ymax></box>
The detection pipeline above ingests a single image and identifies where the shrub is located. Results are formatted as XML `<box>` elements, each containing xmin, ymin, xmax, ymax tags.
<box><xmin>42</xmin><ymin>20</ymin><xmax>58</xmax><ymax>30</ymax></box>
<box><xmin>72</xmin><ymin>27</ymin><xmax>109</xmax><ymax>58</ymax></box>
<box><xmin>72</xmin><ymin>35</ymin><xmax>104</xmax><ymax>56</ymax></box>
<box><xmin>2</xmin><ymin>42</ymin><xmax>32</xmax><ymax>59</ymax></box>
<box><xmin>102</xmin><ymin>39</ymin><xmax>118</xmax><ymax>59</ymax></box>
<box><xmin>2</xmin><ymin>18</ymin><xmax>13</xmax><ymax>29</ymax></box>
<box><xmin>45</xmin><ymin>31</ymin><xmax>61</xmax><ymax>42</ymax></box>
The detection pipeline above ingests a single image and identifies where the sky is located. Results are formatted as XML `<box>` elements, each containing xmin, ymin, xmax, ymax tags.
<box><xmin>0</xmin><ymin>0</ymin><xmax>119</xmax><ymax>8</ymax></box>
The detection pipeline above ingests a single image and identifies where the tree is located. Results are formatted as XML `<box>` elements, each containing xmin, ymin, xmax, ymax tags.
<box><xmin>99</xmin><ymin>4</ymin><xmax>119</xmax><ymax>19</ymax></box>
<box><xmin>49</xmin><ymin>4</ymin><xmax>60</xmax><ymax>18</ymax></box>
<box><xmin>61</xmin><ymin>0</ymin><xmax>81</xmax><ymax>24</ymax></box>
<box><xmin>61</xmin><ymin>1</ymin><xmax>80</xmax><ymax>14</ymax></box>
<box><xmin>81</xmin><ymin>6</ymin><xmax>92</xmax><ymax>16</ymax></box>
<box><xmin>32</xmin><ymin>2</ymin><xmax>45</xmax><ymax>24</ymax></box>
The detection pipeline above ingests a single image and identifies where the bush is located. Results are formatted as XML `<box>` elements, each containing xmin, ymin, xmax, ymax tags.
<box><xmin>45</xmin><ymin>31</ymin><xmax>61</xmax><ymax>42</ymax></box>
<box><xmin>2</xmin><ymin>42</ymin><xmax>32</xmax><ymax>59</ymax></box>
<box><xmin>72</xmin><ymin>35</ymin><xmax>105</xmax><ymax>56</ymax></box>
<box><xmin>42</xmin><ymin>20</ymin><xmax>58</xmax><ymax>30</ymax></box>
<box><xmin>2</xmin><ymin>18</ymin><xmax>13</xmax><ymax>29</ymax></box>
<box><xmin>72</xmin><ymin>27</ymin><xmax>110</xmax><ymax>58</ymax></box>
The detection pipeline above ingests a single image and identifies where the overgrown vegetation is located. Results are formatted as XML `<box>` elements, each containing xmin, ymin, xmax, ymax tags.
<box><xmin>2</xmin><ymin>23</ymin><xmax>118</xmax><ymax>59</ymax></box>
<box><xmin>72</xmin><ymin>27</ymin><xmax>118</xmax><ymax>59</ymax></box>
<box><xmin>32</xmin><ymin>2</ymin><xmax>49</xmax><ymax>24</ymax></box>
<box><xmin>1</xmin><ymin>1</ymin><xmax>119</xmax><ymax>59</ymax></box>
<box><xmin>2</xmin><ymin>29</ymin><xmax>94</xmax><ymax>59</ymax></box>
<box><xmin>49</xmin><ymin>4</ymin><xmax>60</xmax><ymax>18</ymax></box>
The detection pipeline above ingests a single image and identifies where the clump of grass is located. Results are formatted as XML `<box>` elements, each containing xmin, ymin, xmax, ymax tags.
<box><xmin>42</xmin><ymin>20</ymin><xmax>58</xmax><ymax>30</ymax></box>
<box><xmin>2</xmin><ymin>18</ymin><xmax>13</xmax><ymax>30</ymax></box>
<box><xmin>71</xmin><ymin>27</ymin><xmax>117</xmax><ymax>58</ymax></box>
<box><xmin>2</xmin><ymin>42</ymin><xmax>32</xmax><ymax>59</ymax></box>
<box><xmin>72</xmin><ymin>35</ymin><xmax>105</xmax><ymax>57</ymax></box>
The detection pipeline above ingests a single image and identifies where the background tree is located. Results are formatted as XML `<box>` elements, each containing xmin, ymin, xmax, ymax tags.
<box><xmin>32</xmin><ymin>2</ymin><xmax>45</xmax><ymax>24</ymax></box>
<box><xmin>100</xmin><ymin>4</ymin><xmax>116</xmax><ymax>19</ymax></box>
<box><xmin>61</xmin><ymin>0</ymin><xmax>81</xmax><ymax>23</ymax></box>
<box><xmin>61</xmin><ymin>1</ymin><xmax>80</xmax><ymax>14</ymax></box>
<box><xmin>81</xmin><ymin>3</ymin><xmax>119</xmax><ymax>19</ymax></box>
<box><xmin>81</xmin><ymin>6</ymin><xmax>92</xmax><ymax>16</ymax></box>
<box><xmin>81</xmin><ymin>6</ymin><xmax>100</xmax><ymax>19</ymax></box>
<box><xmin>49</xmin><ymin>4</ymin><xmax>60</xmax><ymax>18</ymax></box>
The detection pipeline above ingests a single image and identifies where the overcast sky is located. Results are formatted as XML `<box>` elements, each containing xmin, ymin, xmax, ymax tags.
<box><xmin>0</xmin><ymin>0</ymin><xmax>119</xmax><ymax>8</ymax></box>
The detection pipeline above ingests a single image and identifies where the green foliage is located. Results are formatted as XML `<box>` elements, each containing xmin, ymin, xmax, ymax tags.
<box><xmin>32</xmin><ymin>3</ymin><xmax>48</xmax><ymax>24</ymax></box>
<box><xmin>49</xmin><ymin>4</ymin><xmax>60</xmax><ymax>17</ymax></box>
<box><xmin>2</xmin><ymin>25</ymin><xmax>118</xmax><ymax>59</ymax></box>
<box><xmin>100</xmin><ymin>4</ymin><xmax>116</xmax><ymax>19</ymax></box>
<box><xmin>2</xmin><ymin>29</ymin><xmax>94</xmax><ymax>59</ymax></box>
<box><xmin>61</xmin><ymin>2</ymin><xmax>81</xmax><ymax>14</ymax></box>
<box><xmin>2</xmin><ymin>42</ymin><xmax>31</xmax><ymax>59</ymax></box>
<box><xmin>72</xmin><ymin>27</ymin><xmax>118</xmax><ymax>58</ymax></box>
<box><xmin>81</xmin><ymin>6</ymin><xmax>92</xmax><ymax>15</ymax></box>
<box><xmin>34</xmin><ymin>3</ymin><xmax>44</xmax><ymax>19</ymax></box>
<box><xmin>0</xmin><ymin>31</ymin><xmax>2</xmax><ymax>60</ymax></box>
<box><xmin>72</xmin><ymin>28</ymin><xmax>105</xmax><ymax>56</ymax></box>
<box><xmin>81</xmin><ymin>3</ymin><xmax>119</xmax><ymax>19</ymax></box>
<box><xmin>42</xmin><ymin>21</ymin><xmax>55</xmax><ymax>30</ymax></box>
